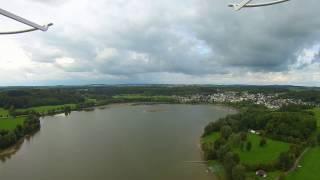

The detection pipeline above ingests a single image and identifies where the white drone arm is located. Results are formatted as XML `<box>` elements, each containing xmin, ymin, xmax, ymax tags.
<box><xmin>233</xmin><ymin>0</ymin><xmax>253</xmax><ymax>11</ymax></box>
<box><xmin>0</xmin><ymin>8</ymin><xmax>52</xmax><ymax>35</ymax></box>
<box><xmin>243</xmin><ymin>0</ymin><xmax>290</xmax><ymax>7</ymax></box>
<box><xmin>229</xmin><ymin>0</ymin><xmax>290</xmax><ymax>10</ymax></box>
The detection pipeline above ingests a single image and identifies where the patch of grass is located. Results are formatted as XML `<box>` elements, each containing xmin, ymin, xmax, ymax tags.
<box><xmin>17</xmin><ymin>104</ymin><xmax>76</xmax><ymax>114</ymax></box>
<box><xmin>235</xmin><ymin>134</ymin><xmax>290</xmax><ymax>165</ymax></box>
<box><xmin>311</xmin><ymin>108</ymin><xmax>320</xmax><ymax>128</ymax></box>
<box><xmin>286</xmin><ymin>147</ymin><xmax>320</xmax><ymax>180</ymax></box>
<box><xmin>0</xmin><ymin>108</ymin><xmax>9</xmax><ymax>118</ymax></box>
<box><xmin>202</xmin><ymin>132</ymin><xmax>290</xmax><ymax>165</ymax></box>
<box><xmin>0</xmin><ymin>117</ymin><xmax>25</xmax><ymax>131</ymax></box>
<box><xmin>202</xmin><ymin>132</ymin><xmax>220</xmax><ymax>144</ymax></box>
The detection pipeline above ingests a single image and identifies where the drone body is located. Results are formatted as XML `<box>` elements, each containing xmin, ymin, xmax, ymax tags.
<box><xmin>229</xmin><ymin>0</ymin><xmax>290</xmax><ymax>11</ymax></box>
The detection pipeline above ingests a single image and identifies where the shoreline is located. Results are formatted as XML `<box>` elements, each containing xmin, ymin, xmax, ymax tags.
<box><xmin>0</xmin><ymin>138</ymin><xmax>24</xmax><ymax>159</ymax></box>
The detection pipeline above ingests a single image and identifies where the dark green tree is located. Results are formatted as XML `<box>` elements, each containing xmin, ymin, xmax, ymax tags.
<box><xmin>220</xmin><ymin>125</ymin><xmax>232</xmax><ymax>140</ymax></box>
<box><xmin>239</xmin><ymin>132</ymin><xmax>247</xmax><ymax>141</ymax></box>
<box><xmin>308</xmin><ymin>137</ymin><xmax>317</xmax><ymax>147</ymax></box>
<box><xmin>259</xmin><ymin>138</ymin><xmax>267</xmax><ymax>147</ymax></box>
<box><xmin>8</xmin><ymin>105</ymin><xmax>16</xmax><ymax>118</ymax></box>
<box><xmin>217</xmin><ymin>144</ymin><xmax>231</xmax><ymax>161</ymax></box>
<box><xmin>240</xmin><ymin>142</ymin><xmax>245</xmax><ymax>151</ymax></box>
<box><xmin>223</xmin><ymin>152</ymin><xmax>239</xmax><ymax>180</ymax></box>
<box><xmin>246</xmin><ymin>141</ymin><xmax>252</xmax><ymax>151</ymax></box>
<box><xmin>214</xmin><ymin>137</ymin><xmax>227</xmax><ymax>151</ymax></box>
<box><xmin>232</xmin><ymin>164</ymin><xmax>246</xmax><ymax>180</ymax></box>
<box><xmin>278</xmin><ymin>152</ymin><xmax>295</xmax><ymax>171</ymax></box>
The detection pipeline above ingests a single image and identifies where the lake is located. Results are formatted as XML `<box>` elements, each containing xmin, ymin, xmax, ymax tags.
<box><xmin>0</xmin><ymin>104</ymin><xmax>236</xmax><ymax>180</ymax></box>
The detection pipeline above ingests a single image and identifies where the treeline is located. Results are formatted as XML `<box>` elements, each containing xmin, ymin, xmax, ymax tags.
<box><xmin>280</xmin><ymin>90</ymin><xmax>320</xmax><ymax>104</ymax></box>
<box><xmin>112</xmin><ymin>95</ymin><xmax>177</xmax><ymax>103</ymax></box>
<box><xmin>0</xmin><ymin>114</ymin><xmax>40</xmax><ymax>150</ymax></box>
<box><xmin>203</xmin><ymin>105</ymin><xmax>317</xmax><ymax>143</ymax></box>
<box><xmin>81</xmin><ymin>86</ymin><xmax>220</xmax><ymax>96</ymax></box>
<box><xmin>11</xmin><ymin>106</ymin><xmax>73</xmax><ymax>117</ymax></box>
<box><xmin>0</xmin><ymin>89</ymin><xmax>84</xmax><ymax>109</ymax></box>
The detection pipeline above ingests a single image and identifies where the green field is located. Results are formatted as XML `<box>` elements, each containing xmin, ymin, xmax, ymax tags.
<box><xmin>286</xmin><ymin>109</ymin><xmax>320</xmax><ymax>180</ymax></box>
<box><xmin>201</xmin><ymin>132</ymin><xmax>220</xmax><ymax>145</ymax></box>
<box><xmin>0</xmin><ymin>108</ymin><xmax>9</xmax><ymax>118</ymax></box>
<box><xmin>286</xmin><ymin>147</ymin><xmax>320</xmax><ymax>180</ymax></box>
<box><xmin>0</xmin><ymin>104</ymin><xmax>76</xmax><ymax>131</ymax></box>
<box><xmin>202</xmin><ymin>132</ymin><xmax>290</xmax><ymax>165</ymax></box>
<box><xmin>85</xmin><ymin>98</ymin><xmax>97</xmax><ymax>103</ymax></box>
<box><xmin>311</xmin><ymin>108</ymin><xmax>320</xmax><ymax>128</ymax></box>
<box><xmin>17</xmin><ymin>104</ymin><xmax>76</xmax><ymax>114</ymax></box>
<box><xmin>235</xmin><ymin>134</ymin><xmax>290</xmax><ymax>165</ymax></box>
<box><xmin>0</xmin><ymin>117</ymin><xmax>25</xmax><ymax>131</ymax></box>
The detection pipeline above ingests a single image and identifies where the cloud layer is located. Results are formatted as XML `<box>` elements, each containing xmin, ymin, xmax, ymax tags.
<box><xmin>0</xmin><ymin>0</ymin><xmax>320</xmax><ymax>86</ymax></box>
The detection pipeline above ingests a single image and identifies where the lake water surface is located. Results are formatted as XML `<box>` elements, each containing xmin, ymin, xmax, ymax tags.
<box><xmin>0</xmin><ymin>104</ymin><xmax>236</xmax><ymax>180</ymax></box>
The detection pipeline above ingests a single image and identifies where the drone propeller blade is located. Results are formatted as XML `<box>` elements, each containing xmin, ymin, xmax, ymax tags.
<box><xmin>0</xmin><ymin>8</ymin><xmax>48</xmax><ymax>31</ymax></box>
<box><xmin>234</xmin><ymin>0</ymin><xmax>253</xmax><ymax>10</ymax></box>
<box><xmin>243</xmin><ymin>0</ymin><xmax>290</xmax><ymax>7</ymax></box>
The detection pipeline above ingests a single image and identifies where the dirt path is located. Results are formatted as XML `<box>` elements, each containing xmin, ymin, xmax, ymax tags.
<box><xmin>287</xmin><ymin>147</ymin><xmax>310</xmax><ymax>174</ymax></box>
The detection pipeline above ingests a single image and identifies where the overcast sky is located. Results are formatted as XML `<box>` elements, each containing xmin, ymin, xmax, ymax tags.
<box><xmin>0</xmin><ymin>0</ymin><xmax>319</xmax><ymax>86</ymax></box>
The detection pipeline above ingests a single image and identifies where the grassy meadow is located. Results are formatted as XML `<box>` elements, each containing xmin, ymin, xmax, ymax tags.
<box><xmin>202</xmin><ymin>132</ymin><xmax>290</xmax><ymax>165</ymax></box>
<box><xmin>311</xmin><ymin>108</ymin><xmax>320</xmax><ymax>128</ymax></box>
<box><xmin>286</xmin><ymin>147</ymin><xmax>320</xmax><ymax>180</ymax></box>
<box><xmin>0</xmin><ymin>117</ymin><xmax>25</xmax><ymax>131</ymax></box>
<box><xmin>0</xmin><ymin>108</ymin><xmax>9</xmax><ymax>118</ymax></box>
<box><xmin>17</xmin><ymin>104</ymin><xmax>76</xmax><ymax>114</ymax></box>
<box><xmin>202</xmin><ymin>132</ymin><xmax>290</xmax><ymax>180</ymax></box>
<box><xmin>234</xmin><ymin>134</ymin><xmax>290</xmax><ymax>165</ymax></box>
<box><xmin>201</xmin><ymin>132</ymin><xmax>220</xmax><ymax>145</ymax></box>
<box><xmin>0</xmin><ymin>104</ymin><xmax>76</xmax><ymax>131</ymax></box>
<box><xmin>286</xmin><ymin>108</ymin><xmax>320</xmax><ymax>180</ymax></box>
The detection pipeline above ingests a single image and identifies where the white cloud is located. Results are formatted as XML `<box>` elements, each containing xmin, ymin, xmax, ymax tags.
<box><xmin>96</xmin><ymin>48</ymin><xmax>119</xmax><ymax>61</ymax></box>
<box><xmin>0</xmin><ymin>0</ymin><xmax>320</xmax><ymax>86</ymax></box>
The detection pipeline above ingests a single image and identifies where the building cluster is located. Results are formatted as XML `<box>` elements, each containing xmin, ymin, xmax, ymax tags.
<box><xmin>175</xmin><ymin>91</ymin><xmax>311</xmax><ymax>109</ymax></box>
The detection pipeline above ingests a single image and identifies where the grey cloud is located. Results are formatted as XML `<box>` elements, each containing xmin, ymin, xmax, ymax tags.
<box><xmin>22</xmin><ymin>0</ymin><xmax>320</xmax><ymax>82</ymax></box>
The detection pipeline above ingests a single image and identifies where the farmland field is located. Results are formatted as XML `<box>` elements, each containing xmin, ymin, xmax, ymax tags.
<box><xmin>17</xmin><ymin>104</ymin><xmax>76</xmax><ymax>114</ymax></box>
<box><xmin>0</xmin><ymin>117</ymin><xmax>25</xmax><ymax>131</ymax></box>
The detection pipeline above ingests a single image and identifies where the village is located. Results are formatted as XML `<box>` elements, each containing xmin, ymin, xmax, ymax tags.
<box><xmin>175</xmin><ymin>91</ymin><xmax>313</xmax><ymax>109</ymax></box>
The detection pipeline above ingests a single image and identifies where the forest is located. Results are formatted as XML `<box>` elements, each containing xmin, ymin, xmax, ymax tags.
<box><xmin>202</xmin><ymin>104</ymin><xmax>319</xmax><ymax>180</ymax></box>
<box><xmin>0</xmin><ymin>85</ymin><xmax>319</xmax><ymax>110</ymax></box>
